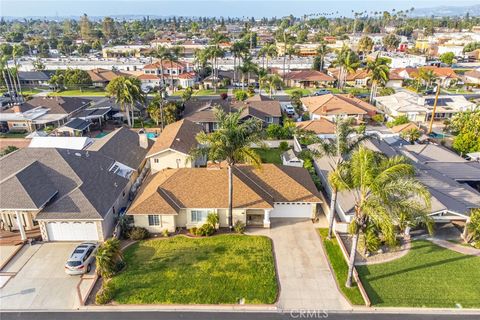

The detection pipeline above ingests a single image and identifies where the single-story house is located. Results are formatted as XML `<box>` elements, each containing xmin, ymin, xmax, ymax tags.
<box><xmin>87</xmin><ymin>68</ymin><xmax>128</xmax><ymax>88</ymax></box>
<box><xmin>464</xmin><ymin>69</ymin><xmax>480</xmax><ymax>85</ymax></box>
<box><xmin>327</xmin><ymin>68</ymin><xmax>371</xmax><ymax>87</ymax></box>
<box><xmin>284</xmin><ymin>70</ymin><xmax>335</xmax><ymax>88</ymax></box>
<box><xmin>301</xmin><ymin>94</ymin><xmax>377</xmax><ymax>122</ymax></box>
<box><xmin>56</xmin><ymin>118</ymin><xmax>91</xmax><ymax>137</ymax></box>
<box><xmin>146</xmin><ymin>119</ymin><xmax>205</xmax><ymax>173</ymax></box>
<box><xmin>295</xmin><ymin>118</ymin><xmax>336</xmax><ymax>138</ymax></box>
<box><xmin>0</xmin><ymin>127</ymin><xmax>153</xmax><ymax>242</ymax></box>
<box><xmin>17</xmin><ymin>71</ymin><xmax>51</xmax><ymax>88</ymax></box>
<box><xmin>127</xmin><ymin>164</ymin><xmax>322</xmax><ymax>231</ymax></box>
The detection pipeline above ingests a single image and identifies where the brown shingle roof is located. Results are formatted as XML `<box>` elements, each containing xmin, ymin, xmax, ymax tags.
<box><xmin>390</xmin><ymin>122</ymin><xmax>422</xmax><ymax>133</ymax></box>
<box><xmin>146</xmin><ymin>119</ymin><xmax>203</xmax><ymax>157</ymax></box>
<box><xmin>285</xmin><ymin>70</ymin><xmax>335</xmax><ymax>82</ymax></box>
<box><xmin>301</xmin><ymin>94</ymin><xmax>375</xmax><ymax>116</ymax></box>
<box><xmin>295</xmin><ymin>118</ymin><xmax>335</xmax><ymax>134</ymax></box>
<box><xmin>127</xmin><ymin>164</ymin><xmax>322</xmax><ymax>215</ymax></box>
<box><xmin>4</xmin><ymin>97</ymin><xmax>90</xmax><ymax>114</ymax></box>
<box><xmin>87</xmin><ymin>68</ymin><xmax>127</xmax><ymax>83</ymax></box>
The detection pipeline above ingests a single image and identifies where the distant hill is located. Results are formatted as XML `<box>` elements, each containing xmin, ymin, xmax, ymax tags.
<box><xmin>411</xmin><ymin>4</ymin><xmax>480</xmax><ymax>17</ymax></box>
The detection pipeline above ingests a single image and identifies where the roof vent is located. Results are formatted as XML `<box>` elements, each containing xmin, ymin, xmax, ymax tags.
<box><xmin>74</xmin><ymin>152</ymin><xmax>82</xmax><ymax>157</ymax></box>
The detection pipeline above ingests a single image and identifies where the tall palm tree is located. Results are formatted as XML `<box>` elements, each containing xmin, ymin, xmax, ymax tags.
<box><xmin>334</xmin><ymin>46</ymin><xmax>360</xmax><ymax>89</ymax></box>
<box><xmin>190</xmin><ymin>108</ymin><xmax>263</xmax><ymax>229</ymax></box>
<box><xmin>285</xmin><ymin>45</ymin><xmax>298</xmax><ymax>75</ymax></box>
<box><xmin>153</xmin><ymin>46</ymin><xmax>170</xmax><ymax>88</ymax></box>
<box><xmin>366</xmin><ymin>54</ymin><xmax>390</xmax><ymax>103</ymax></box>
<box><xmin>256</xmin><ymin>68</ymin><xmax>268</xmax><ymax>95</ymax></box>
<box><xmin>265</xmin><ymin>74</ymin><xmax>283</xmax><ymax>98</ymax></box>
<box><xmin>106</xmin><ymin>76</ymin><xmax>144</xmax><ymax>127</ymax></box>
<box><xmin>329</xmin><ymin>146</ymin><xmax>431</xmax><ymax>287</ymax></box>
<box><xmin>315</xmin><ymin>40</ymin><xmax>330</xmax><ymax>71</ymax></box>
<box><xmin>147</xmin><ymin>93</ymin><xmax>164</xmax><ymax>128</ymax></box>
<box><xmin>313</xmin><ymin>117</ymin><xmax>370</xmax><ymax>239</ymax></box>
<box><xmin>418</xmin><ymin>68</ymin><xmax>437</xmax><ymax>90</ymax></box>
<box><xmin>231</xmin><ymin>41</ymin><xmax>247</xmax><ymax>85</ymax></box>
<box><xmin>12</xmin><ymin>44</ymin><xmax>24</xmax><ymax>100</ymax></box>
<box><xmin>209</xmin><ymin>32</ymin><xmax>229</xmax><ymax>93</ymax></box>
<box><xmin>264</xmin><ymin>44</ymin><xmax>278</xmax><ymax>73</ymax></box>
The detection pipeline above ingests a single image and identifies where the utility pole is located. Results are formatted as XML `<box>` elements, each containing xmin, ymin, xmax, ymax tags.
<box><xmin>427</xmin><ymin>82</ymin><xmax>441</xmax><ymax>135</ymax></box>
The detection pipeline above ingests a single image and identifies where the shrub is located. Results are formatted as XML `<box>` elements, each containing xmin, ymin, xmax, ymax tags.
<box><xmin>177</xmin><ymin>84</ymin><xmax>183</xmax><ymax>90</ymax></box>
<box><xmin>234</xmin><ymin>90</ymin><xmax>248</xmax><ymax>101</ymax></box>
<box><xmin>378</xmin><ymin>87</ymin><xmax>395</xmax><ymax>96</ymax></box>
<box><xmin>96</xmin><ymin>238</ymin><xmax>123</xmax><ymax>279</ymax></box>
<box><xmin>233</xmin><ymin>220</ymin><xmax>246</xmax><ymax>234</ymax></box>
<box><xmin>386</xmin><ymin>115</ymin><xmax>409</xmax><ymax>128</ymax></box>
<box><xmin>278</xmin><ymin>141</ymin><xmax>289</xmax><ymax>152</ymax></box>
<box><xmin>197</xmin><ymin>223</ymin><xmax>215</xmax><ymax>236</ymax></box>
<box><xmin>207</xmin><ymin>212</ymin><xmax>219</xmax><ymax>228</ymax></box>
<box><xmin>372</xmin><ymin>114</ymin><xmax>384</xmax><ymax>124</ymax></box>
<box><xmin>162</xmin><ymin>229</ymin><xmax>169</xmax><ymax>237</ymax></box>
<box><xmin>128</xmin><ymin>227</ymin><xmax>149</xmax><ymax>240</ymax></box>
<box><xmin>188</xmin><ymin>227</ymin><xmax>198</xmax><ymax>236</ymax></box>
<box><xmin>95</xmin><ymin>281</ymin><xmax>114</xmax><ymax>305</ymax></box>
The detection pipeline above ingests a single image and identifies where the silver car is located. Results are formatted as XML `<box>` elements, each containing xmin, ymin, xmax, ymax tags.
<box><xmin>64</xmin><ymin>242</ymin><xmax>97</xmax><ymax>275</ymax></box>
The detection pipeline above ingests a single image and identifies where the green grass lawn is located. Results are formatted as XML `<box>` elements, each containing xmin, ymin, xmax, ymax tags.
<box><xmin>284</xmin><ymin>87</ymin><xmax>313</xmax><ymax>96</ymax></box>
<box><xmin>357</xmin><ymin>240</ymin><xmax>480</xmax><ymax>308</ymax></box>
<box><xmin>0</xmin><ymin>132</ymin><xmax>28</xmax><ymax>138</ymax></box>
<box><xmin>108</xmin><ymin>235</ymin><xmax>278</xmax><ymax>304</ymax></box>
<box><xmin>193</xmin><ymin>89</ymin><xmax>228</xmax><ymax>96</ymax></box>
<box><xmin>255</xmin><ymin>148</ymin><xmax>283</xmax><ymax>164</ymax></box>
<box><xmin>318</xmin><ymin>229</ymin><xmax>365</xmax><ymax>305</ymax></box>
<box><xmin>48</xmin><ymin>88</ymin><xmax>107</xmax><ymax>96</ymax></box>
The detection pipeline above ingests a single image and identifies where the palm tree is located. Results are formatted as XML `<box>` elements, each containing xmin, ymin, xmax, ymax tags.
<box><xmin>190</xmin><ymin>108</ymin><xmax>263</xmax><ymax>229</ymax></box>
<box><xmin>153</xmin><ymin>46</ymin><xmax>170</xmax><ymax>88</ymax></box>
<box><xmin>313</xmin><ymin>117</ymin><xmax>370</xmax><ymax>239</ymax></box>
<box><xmin>265</xmin><ymin>74</ymin><xmax>283</xmax><ymax>98</ymax></box>
<box><xmin>256</xmin><ymin>68</ymin><xmax>268</xmax><ymax>95</ymax></box>
<box><xmin>329</xmin><ymin>146</ymin><xmax>431</xmax><ymax>287</ymax></box>
<box><xmin>209</xmin><ymin>32</ymin><xmax>229</xmax><ymax>93</ymax></box>
<box><xmin>366</xmin><ymin>54</ymin><xmax>390</xmax><ymax>103</ymax></box>
<box><xmin>418</xmin><ymin>68</ymin><xmax>437</xmax><ymax>90</ymax></box>
<box><xmin>315</xmin><ymin>41</ymin><xmax>330</xmax><ymax>71</ymax></box>
<box><xmin>96</xmin><ymin>238</ymin><xmax>123</xmax><ymax>278</ymax></box>
<box><xmin>231</xmin><ymin>41</ymin><xmax>247</xmax><ymax>85</ymax></box>
<box><xmin>12</xmin><ymin>44</ymin><xmax>24</xmax><ymax>100</ymax></box>
<box><xmin>263</xmin><ymin>43</ymin><xmax>278</xmax><ymax>73</ymax></box>
<box><xmin>285</xmin><ymin>45</ymin><xmax>298</xmax><ymax>75</ymax></box>
<box><xmin>334</xmin><ymin>46</ymin><xmax>360</xmax><ymax>89</ymax></box>
<box><xmin>106</xmin><ymin>76</ymin><xmax>144</xmax><ymax>127</ymax></box>
<box><xmin>401</xmin><ymin>127</ymin><xmax>422</xmax><ymax>144</ymax></box>
<box><xmin>147</xmin><ymin>93</ymin><xmax>164</xmax><ymax>128</ymax></box>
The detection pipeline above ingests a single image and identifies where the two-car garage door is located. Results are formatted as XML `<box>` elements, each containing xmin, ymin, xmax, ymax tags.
<box><xmin>271</xmin><ymin>203</ymin><xmax>313</xmax><ymax>218</ymax></box>
<box><xmin>46</xmin><ymin>221</ymin><xmax>99</xmax><ymax>241</ymax></box>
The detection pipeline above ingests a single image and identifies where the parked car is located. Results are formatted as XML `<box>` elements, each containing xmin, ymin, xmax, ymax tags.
<box><xmin>64</xmin><ymin>242</ymin><xmax>98</xmax><ymax>275</ymax></box>
<box><xmin>312</xmin><ymin>89</ymin><xmax>331</xmax><ymax>96</ymax></box>
<box><xmin>282</xmin><ymin>104</ymin><xmax>295</xmax><ymax>116</ymax></box>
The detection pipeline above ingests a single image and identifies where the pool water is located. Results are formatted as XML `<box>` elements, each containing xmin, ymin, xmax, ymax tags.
<box><xmin>95</xmin><ymin>132</ymin><xmax>109</xmax><ymax>138</ymax></box>
<box><xmin>146</xmin><ymin>133</ymin><xmax>156</xmax><ymax>139</ymax></box>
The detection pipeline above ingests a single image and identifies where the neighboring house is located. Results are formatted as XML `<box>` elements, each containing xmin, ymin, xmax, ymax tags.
<box><xmin>127</xmin><ymin>164</ymin><xmax>322</xmax><ymax>232</ymax></box>
<box><xmin>87</xmin><ymin>68</ymin><xmax>127</xmax><ymax>88</ymax></box>
<box><xmin>314</xmin><ymin>139</ymin><xmax>480</xmax><ymax>224</ymax></box>
<box><xmin>56</xmin><ymin>118</ymin><xmax>91</xmax><ymax>137</ymax></box>
<box><xmin>92</xmin><ymin>97</ymin><xmax>145</xmax><ymax>122</ymax></box>
<box><xmin>295</xmin><ymin>118</ymin><xmax>336</xmax><ymax>138</ymax></box>
<box><xmin>182</xmin><ymin>99</ymin><xmax>231</xmax><ymax>133</ymax></box>
<box><xmin>375</xmin><ymin>91</ymin><xmax>477</xmax><ymax>123</ymax></box>
<box><xmin>140</xmin><ymin>60</ymin><xmax>196</xmax><ymax>89</ymax></box>
<box><xmin>281</xmin><ymin>149</ymin><xmax>304</xmax><ymax>167</ymax></box>
<box><xmin>283</xmin><ymin>70</ymin><xmax>335</xmax><ymax>88</ymax></box>
<box><xmin>464</xmin><ymin>69</ymin><xmax>480</xmax><ymax>85</ymax></box>
<box><xmin>146</xmin><ymin>119</ymin><xmax>205</xmax><ymax>173</ymax></box>
<box><xmin>327</xmin><ymin>68</ymin><xmax>371</xmax><ymax>87</ymax></box>
<box><xmin>0</xmin><ymin>128</ymin><xmax>153</xmax><ymax>242</ymax></box>
<box><xmin>367</xmin><ymin>51</ymin><xmax>427</xmax><ymax>68</ymax></box>
<box><xmin>394</xmin><ymin>67</ymin><xmax>460</xmax><ymax>88</ymax></box>
<box><xmin>386</xmin><ymin>69</ymin><xmax>405</xmax><ymax>88</ymax></box>
<box><xmin>301</xmin><ymin>94</ymin><xmax>377</xmax><ymax>122</ymax></box>
<box><xmin>0</xmin><ymin>97</ymin><xmax>91</xmax><ymax>133</ymax></box>
<box><xmin>17</xmin><ymin>71</ymin><xmax>51</xmax><ymax>87</ymax></box>
<box><xmin>233</xmin><ymin>95</ymin><xmax>283</xmax><ymax>126</ymax></box>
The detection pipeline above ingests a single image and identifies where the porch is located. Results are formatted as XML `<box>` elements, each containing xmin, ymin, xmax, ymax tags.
<box><xmin>246</xmin><ymin>209</ymin><xmax>271</xmax><ymax>228</ymax></box>
<box><xmin>0</xmin><ymin>228</ymin><xmax>42</xmax><ymax>245</ymax></box>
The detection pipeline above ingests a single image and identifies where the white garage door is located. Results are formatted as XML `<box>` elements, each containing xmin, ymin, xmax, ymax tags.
<box><xmin>271</xmin><ymin>203</ymin><xmax>313</xmax><ymax>218</ymax></box>
<box><xmin>46</xmin><ymin>221</ymin><xmax>99</xmax><ymax>241</ymax></box>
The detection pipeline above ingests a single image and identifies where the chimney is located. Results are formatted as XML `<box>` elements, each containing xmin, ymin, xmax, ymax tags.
<box><xmin>139</xmin><ymin>132</ymin><xmax>148</xmax><ymax>149</ymax></box>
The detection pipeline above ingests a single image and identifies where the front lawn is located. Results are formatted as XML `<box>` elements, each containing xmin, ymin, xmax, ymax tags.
<box><xmin>318</xmin><ymin>229</ymin><xmax>365</xmax><ymax>305</ymax></box>
<box><xmin>193</xmin><ymin>89</ymin><xmax>227</xmax><ymax>96</ymax></box>
<box><xmin>48</xmin><ymin>88</ymin><xmax>107</xmax><ymax>96</ymax></box>
<box><xmin>357</xmin><ymin>240</ymin><xmax>480</xmax><ymax>308</ymax></box>
<box><xmin>108</xmin><ymin>235</ymin><xmax>278</xmax><ymax>304</ymax></box>
<box><xmin>284</xmin><ymin>87</ymin><xmax>313</xmax><ymax>96</ymax></box>
<box><xmin>255</xmin><ymin>148</ymin><xmax>283</xmax><ymax>164</ymax></box>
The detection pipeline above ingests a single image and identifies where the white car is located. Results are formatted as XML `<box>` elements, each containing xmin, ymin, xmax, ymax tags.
<box><xmin>283</xmin><ymin>104</ymin><xmax>295</xmax><ymax>116</ymax></box>
<box><xmin>64</xmin><ymin>242</ymin><xmax>98</xmax><ymax>275</ymax></box>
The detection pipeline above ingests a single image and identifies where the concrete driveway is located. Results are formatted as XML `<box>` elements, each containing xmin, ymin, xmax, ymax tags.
<box><xmin>0</xmin><ymin>242</ymin><xmax>82</xmax><ymax>310</ymax></box>
<box><xmin>248</xmin><ymin>219</ymin><xmax>350</xmax><ymax>311</ymax></box>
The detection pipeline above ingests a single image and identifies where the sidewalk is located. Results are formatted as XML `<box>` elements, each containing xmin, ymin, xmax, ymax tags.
<box><xmin>427</xmin><ymin>238</ymin><xmax>480</xmax><ymax>256</ymax></box>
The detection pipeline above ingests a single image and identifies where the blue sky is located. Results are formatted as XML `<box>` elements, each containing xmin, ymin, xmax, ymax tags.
<box><xmin>1</xmin><ymin>0</ymin><xmax>478</xmax><ymax>18</ymax></box>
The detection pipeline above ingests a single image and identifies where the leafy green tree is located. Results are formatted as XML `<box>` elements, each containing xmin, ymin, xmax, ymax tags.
<box><xmin>265</xmin><ymin>74</ymin><xmax>283</xmax><ymax>98</ymax></box>
<box><xmin>382</xmin><ymin>34</ymin><xmax>400</xmax><ymax>51</ymax></box>
<box><xmin>314</xmin><ymin>41</ymin><xmax>330</xmax><ymax>71</ymax></box>
<box><xmin>329</xmin><ymin>146</ymin><xmax>431</xmax><ymax>287</ymax></box>
<box><xmin>333</xmin><ymin>46</ymin><xmax>360</xmax><ymax>89</ymax></box>
<box><xmin>449</xmin><ymin>110</ymin><xmax>480</xmax><ymax>155</ymax></box>
<box><xmin>163</xmin><ymin>102</ymin><xmax>180</xmax><ymax>125</ymax></box>
<box><xmin>96</xmin><ymin>238</ymin><xmax>123</xmax><ymax>279</ymax></box>
<box><xmin>466</xmin><ymin>209</ymin><xmax>480</xmax><ymax>247</ymax></box>
<box><xmin>235</xmin><ymin>90</ymin><xmax>248</xmax><ymax>101</ymax></box>
<box><xmin>357</xmin><ymin>36</ymin><xmax>374</xmax><ymax>54</ymax></box>
<box><xmin>440</xmin><ymin>52</ymin><xmax>455</xmax><ymax>66</ymax></box>
<box><xmin>147</xmin><ymin>94</ymin><xmax>163</xmax><ymax>127</ymax></box>
<box><xmin>386</xmin><ymin>115</ymin><xmax>410</xmax><ymax>128</ymax></box>
<box><xmin>401</xmin><ymin>127</ymin><xmax>422</xmax><ymax>144</ymax></box>
<box><xmin>190</xmin><ymin>108</ymin><xmax>263</xmax><ymax>229</ymax></box>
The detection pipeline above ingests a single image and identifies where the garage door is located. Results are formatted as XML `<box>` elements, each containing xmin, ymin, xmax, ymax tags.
<box><xmin>271</xmin><ymin>203</ymin><xmax>313</xmax><ymax>218</ymax></box>
<box><xmin>46</xmin><ymin>221</ymin><xmax>99</xmax><ymax>241</ymax></box>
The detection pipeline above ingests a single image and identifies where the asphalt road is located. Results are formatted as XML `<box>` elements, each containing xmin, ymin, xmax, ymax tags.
<box><xmin>1</xmin><ymin>311</ymin><xmax>480</xmax><ymax>320</ymax></box>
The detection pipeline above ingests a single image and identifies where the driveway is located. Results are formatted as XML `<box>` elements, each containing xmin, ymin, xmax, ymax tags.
<box><xmin>248</xmin><ymin>218</ymin><xmax>350</xmax><ymax>311</ymax></box>
<box><xmin>0</xmin><ymin>243</ymin><xmax>82</xmax><ymax>310</ymax></box>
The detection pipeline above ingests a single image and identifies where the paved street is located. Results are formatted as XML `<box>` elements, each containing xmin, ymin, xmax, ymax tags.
<box><xmin>0</xmin><ymin>243</ymin><xmax>81</xmax><ymax>310</ymax></box>
<box><xmin>248</xmin><ymin>218</ymin><xmax>350</xmax><ymax>310</ymax></box>
<box><xmin>2</xmin><ymin>311</ymin><xmax>480</xmax><ymax>320</ymax></box>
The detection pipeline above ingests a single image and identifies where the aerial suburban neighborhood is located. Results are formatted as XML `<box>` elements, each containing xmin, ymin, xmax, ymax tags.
<box><xmin>0</xmin><ymin>1</ymin><xmax>479</xmax><ymax>320</ymax></box>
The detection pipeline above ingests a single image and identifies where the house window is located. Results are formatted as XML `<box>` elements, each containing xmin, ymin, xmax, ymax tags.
<box><xmin>265</xmin><ymin>117</ymin><xmax>273</xmax><ymax>123</ymax></box>
<box><xmin>191</xmin><ymin>210</ymin><xmax>208</xmax><ymax>223</ymax></box>
<box><xmin>212</xmin><ymin>122</ymin><xmax>219</xmax><ymax>131</ymax></box>
<box><xmin>154</xmin><ymin>158</ymin><xmax>160</xmax><ymax>163</ymax></box>
<box><xmin>148</xmin><ymin>215</ymin><xmax>160</xmax><ymax>226</ymax></box>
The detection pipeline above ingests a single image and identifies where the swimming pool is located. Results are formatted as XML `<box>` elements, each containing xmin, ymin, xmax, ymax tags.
<box><xmin>146</xmin><ymin>132</ymin><xmax>157</xmax><ymax>139</ymax></box>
